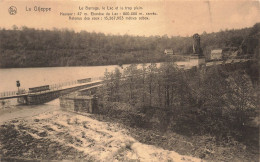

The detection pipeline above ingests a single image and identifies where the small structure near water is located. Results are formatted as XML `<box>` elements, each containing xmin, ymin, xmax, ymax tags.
<box><xmin>176</xmin><ymin>33</ymin><xmax>206</xmax><ymax>69</ymax></box>
<box><xmin>164</xmin><ymin>49</ymin><xmax>174</xmax><ymax>55</ymax></box>
<box><xmin>60</xmin><ymin>95</ymin><xmax>98</xmax><ymax>113</ymax></box>
<box><xmin>189</xmin><ymin>55</ymin><xmax>206</xmax><ymax>67</ymax></box>
<box><xmin>210</xmin><ymin>49</ymin><xmax>222</xmax><ymax>60</ymax></box>
<box><xmin>59</xmin><ymin>84</ymin><xmax>102</xmax><ymax>113</ymax></box>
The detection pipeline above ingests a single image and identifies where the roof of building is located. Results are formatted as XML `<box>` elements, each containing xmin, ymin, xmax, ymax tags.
<box><xmin>164</xmin><ymin>49</ymin><xmax>173</xmax><ymax>52</ymax></box>
<box><xmin>211</xmin><ymin>49</ymin><xmax>222</xmax><ymax>54</ymax></box>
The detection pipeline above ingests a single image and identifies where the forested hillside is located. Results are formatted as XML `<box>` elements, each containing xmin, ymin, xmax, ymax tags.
<box><xmin>0</xmin><ymin>23</ymin><xmax>259</xmax><ymax>68</ymax></box>
<box><xmin>96</xmin><ymin>61</ymin><xmax>259</xmax><ymax>161</ymax></box>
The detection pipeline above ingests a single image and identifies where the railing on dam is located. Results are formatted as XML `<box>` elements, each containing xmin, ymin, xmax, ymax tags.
<box><xmin>0</xmin><ymin>76</ymin><xmax>104</xmax><ymax>98</ymax></box>
<box><xmin>0</xmin><ymin>91</ymin><xmax>18</xmax><ymax>97</ymax></box>
<box><xmin>49</xmin><ymin>80</ymin><xmax>78</xmax><ymax>91</ymax></box>
<box><xmin>48</xmin><ymin>76</ymin><xmax>103</xmax><ymax>91</ymax></box>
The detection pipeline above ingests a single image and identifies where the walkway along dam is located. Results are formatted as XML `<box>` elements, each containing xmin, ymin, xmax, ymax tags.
<box><xmin>0</xmin><ymin>78</ymin><xmax>103</xmax><ymax>105</ymax></box>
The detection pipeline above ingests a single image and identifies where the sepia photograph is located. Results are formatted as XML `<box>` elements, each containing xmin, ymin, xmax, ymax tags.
<box><xmin>0</xmin><ymin>0</ymin><xmax>259</xmax><ymax>161</ymax></box>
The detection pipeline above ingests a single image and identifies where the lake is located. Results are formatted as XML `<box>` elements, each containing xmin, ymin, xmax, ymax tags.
<box><xmin>0</xmin><ymin>65</ymin><xmax>119</xmax><ymax>92</ymax></box>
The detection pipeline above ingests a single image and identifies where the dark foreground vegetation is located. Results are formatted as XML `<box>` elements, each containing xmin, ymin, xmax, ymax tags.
<box><xmin>0</xmin><ymin>23</ymin><xmax>259</xmax><ymax>68</ymax></box>
<box><xmin>94</xmin><ymin>61</ymin><xmax>259</xmax><ymax>161</ymax></box>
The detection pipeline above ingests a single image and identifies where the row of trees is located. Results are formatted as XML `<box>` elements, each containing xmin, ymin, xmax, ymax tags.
<box><xmin>99</xmin><ymin>62</ymin><xmax>258</xmax><ymax>139</ymax></box>
<box><xmin>0</xmin><ymin>23</ymin><xmax>258</xmax><ymax>68</ymax></box>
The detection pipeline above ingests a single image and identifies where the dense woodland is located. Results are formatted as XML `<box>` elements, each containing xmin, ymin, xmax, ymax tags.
<box><xmin>0</xmin><ymin>23</ymin><xmax>259</xmax><ymax>68</ymax></box>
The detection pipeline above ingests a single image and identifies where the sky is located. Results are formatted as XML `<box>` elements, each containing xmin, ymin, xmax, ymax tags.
<box><xmin>0</xmin><ymin>0</ymin><xmax>259</xmax><ymax>37</ymax></box>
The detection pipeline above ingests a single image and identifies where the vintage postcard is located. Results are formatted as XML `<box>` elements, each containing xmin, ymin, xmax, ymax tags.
<box><xmin>0</xmin><ymin>0</ymin><xmax>259</xmax><ymax>161</ymax></box>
